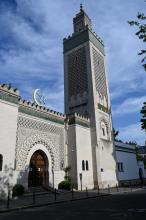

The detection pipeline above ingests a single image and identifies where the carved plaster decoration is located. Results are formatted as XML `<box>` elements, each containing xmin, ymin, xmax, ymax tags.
<box><xmin>16</xmin><ymin>133</ymin><xmax>57</xmax><ymax>171</ymax></box>
<box><xmin>15</xmin><ymin>115</ymin><xmax>65</xmax><ymax>171</ymax></box>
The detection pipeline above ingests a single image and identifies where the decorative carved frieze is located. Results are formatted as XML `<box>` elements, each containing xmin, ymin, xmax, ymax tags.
<box><xmin>92</xmin><ymin>48</ymin><xmax>107</xmax><ymax>99</ymax></box>
<box><xmin>15</xmin><ymin>115</ymin><xmax>65</xmax><ymax>171</ymax></box>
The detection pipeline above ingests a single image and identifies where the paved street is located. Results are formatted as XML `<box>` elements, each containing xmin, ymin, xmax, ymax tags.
<box><xmin>0</xmin><ymin>190</ymin><xmax>146</xmax><ymax>220</ymax></box>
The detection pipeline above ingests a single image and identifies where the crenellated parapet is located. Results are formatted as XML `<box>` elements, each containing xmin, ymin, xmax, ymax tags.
<box><xmin>19</xmin><ymin>98</ymin><xmax>65</xmax><ymax>117</ymax></box>
<box><xmin>19</xmin><ymin>98</ymin><xmax>65</xmax><ymax>125</ymax></box>
<box><xmin>0</xmin><ymin>83</ymin><xmax>66</xmax><ymax>125</ymax></box>
<box><xmin>63</xmin><ymin>28</ymin><xmax>103</xmax><ymax>46</ymax></box>
<box><xmin>63</xmin><ymin>26</ymin><xmax>104</xmax><ymax>54</ymax></box>
<box><xmin>0</xmin><ymin>83</ymin><xmax>19</xmax><ymax>95</ymax></box>
<box><xmin>63</xmin><ymin>25</ymin><xmax>89</xmax><ymax>42</ymax></box>
<box><xmin>0</xmin><ymin>83</ymin><xmax>20</xmax><ymax>104</ymax></box>
<box><xmin>0</xmin><ymin>83</ymin><xmax>91</xmax><ymax>127</ymax></box>
<box><xmin>92</xmin><ymin>32</ymin><xmax>104</xmax><ymax>45</ymax></box>
<box><xmin>67</xmin><ymin>112</ymin><xmax>90</xmax><ymax>128</ymax></box>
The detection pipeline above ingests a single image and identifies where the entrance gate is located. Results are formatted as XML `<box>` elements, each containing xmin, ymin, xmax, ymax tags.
<box><xmin>28</xmin><ymin>150</ymin><xmax>49</xmax><ymax>187</ymax></box>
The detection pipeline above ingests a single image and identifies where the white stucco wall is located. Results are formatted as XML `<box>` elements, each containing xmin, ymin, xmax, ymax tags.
<box><xmin>67</xmin><ymin>122</ymin><xmax>94</xmax><ymax>190</ymax></box>
<box><xmin>0</xmin><ymin>100</ymin><xmax>18</xmax><ymax>172</ymax></box>
<box><xmin>0</xmin><ymin>99</ymin><xmax>19</xmax><ymax>197</ymax></box>
<box><xmin>75</xmin><ymin>125</ymin><xmax>94</xmax><ymax>190</ymax></box>
<box><xmin>88</xmin><ymin>42</ymin><xmax>118</xmax><ymax>188</ymax></box>
<box><xmin>116</xmin><ymin>150</ymin><xmax>139</xmax><ymax>181</ymax></box>
<box><xmin>98</xmin><ymin>139</ymin><xmax>118</xmax><ymax>188</ymax></box>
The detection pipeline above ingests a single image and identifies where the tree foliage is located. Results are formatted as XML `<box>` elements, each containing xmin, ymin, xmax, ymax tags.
<box><xmin>135</xmin><ymin>146</ymin><xmax>146</xmax><ymax>168</ymax></box>
<box><xmin>12</xmin><ymin>184</ymin><xmax>25</xmax><ymax>197</ymax></box>
<box><xmin>128</xmin><ymin>9</ymin><xmax>146</xmax><ymax>70</ymax></box>
<box><xmin>113</xmin><ymin>128</ymin><xmax>119</xmax><ymax>140</ymax></box>
<box><xmin>128</xmin><ymin>2</ymin><xmax>146</xmax><ymax>131</ymax></box>
<box><xmin>58</xmin><ymin>180</ymin><xmax>71</xmax><ymax>190</ymax></box>
<box><xmin>125</xmin><ymin>141</ymin><xmax>137</xmax><ymax>145</ymax></box>
<box><xmin>63</xmin><ymin>166</ymin><xmax>71</xmax><ymax>181</ymax></box>
<box><xmin>135</xmin><ymin>146</ymin><xmax>143</xmax><ymax>161</ymax></box>
<box><xmin>141</xmin><ymin>102</ymin><xmax>146</xmax><ymax>130</ymax></box>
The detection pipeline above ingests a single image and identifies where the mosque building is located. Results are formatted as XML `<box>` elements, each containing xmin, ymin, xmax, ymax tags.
<box><xmin>1</xmin><ymin>5</ymin><xmax>143</xmax><ymax>194</ymax></box>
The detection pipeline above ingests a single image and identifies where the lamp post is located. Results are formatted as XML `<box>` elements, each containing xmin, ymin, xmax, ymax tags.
<box><xmin>52</xmin><ymin>168</ymin><xmax>54</xmax><ymax>189</ymax></box>
<box><xmin>79</xmin><ymin>173</ymin><xmax>82</xmax><ymax>191</ymax></box>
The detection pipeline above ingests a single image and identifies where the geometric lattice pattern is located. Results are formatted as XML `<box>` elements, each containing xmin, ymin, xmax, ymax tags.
<box><xmin>15</xmin><ymin>115</ymin><xmax>65</xmax><ymax>171</ymax></box>
<box><xmin>68</xmin><ymin>46</ymin><xmax>88</xmax><ymax>98</ymax></box>
<box><xmin>92</xmin><ymin>48</ymin><xmax>107</xmax><ymax>98</ymax></box>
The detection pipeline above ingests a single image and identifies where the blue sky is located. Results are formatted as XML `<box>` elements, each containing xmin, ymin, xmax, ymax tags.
<box><xmin>0</xmin><ymin>0</ymin><xmax>145</xmax><ymax>145</ymax></box>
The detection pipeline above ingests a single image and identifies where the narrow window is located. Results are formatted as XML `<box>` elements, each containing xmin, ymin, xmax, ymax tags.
<box><xmin>117</xmin><ymin>162</ymin><xmax>124</xmax><ymax>172</ymax></box>
<box><xmin>121</xmin><ymin>163</ymin><xmax>124</xmax><ymax>172</ymax></box>
<box><xmin>0</xmin><ymin>155</ymin><xmax>3</xmax><ymax>171</ymax></box>
<box><xmin>102</xmin><ymin>128</ymin><xmax>105</xmax><ymax>136</ymax></box>
<box><xmin>82</xmin><ymin>160</ymin><xmax>85</xmax><ymax>171</ymax></box>
<box><xmin>86</xmin><ymin>160</ymin><xmax>89</xmax><ymax>171</ymax></box>
<box><xmin>117</xmin><ymin>162</ymin><xmax>120</xmax><ymax>172</ymax></box>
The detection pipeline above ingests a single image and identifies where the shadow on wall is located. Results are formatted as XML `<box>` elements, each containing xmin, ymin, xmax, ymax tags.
<box><xmin>0</xmin><ymin>166</ymin><xmax>29</xmax><ymax>200</ymax></box>
<box><xmin>0</xmin><ymin>165</ymin><xmax>14</xmax><ymax>199</ymax></box>
<box><xmin>112</xmin><ymin>143</ymin><xmax>119</xmax><ymax>185</ymax></box>
<box><xmin>0</xmin><ymin>165</ymin><xmax>54</xmax><ymax>200</ymax></box>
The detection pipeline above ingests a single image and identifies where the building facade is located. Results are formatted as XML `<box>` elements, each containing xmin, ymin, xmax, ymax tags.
<box><xmin>0</xmin><ymin>6</ymin><xmax>120</xmax><ymax>195</ymax></box>
<box><xmin>115</xmin><ymin>141</ymin><xmax>146</xmax><ymax>185</ymax></box>
<box><xmin>115</xmin><ymin>141</ymin><xmax>139</xmax><ymax>184</ymax></box>
<box><xmin>0</xmin><ymin>85</ymin><xmax>65</xmax><ymax>193</ymax></box>
<box><xmin>64</xmin><ymin>6</ymin><xmax>118</xmax><ymax>188</ymax></box>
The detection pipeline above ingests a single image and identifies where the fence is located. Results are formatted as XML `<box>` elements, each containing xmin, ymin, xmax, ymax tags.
<box><xmin>0</xmin><ymin>183</ymin><xmax>145</xmax><ymax>211</ymax></box>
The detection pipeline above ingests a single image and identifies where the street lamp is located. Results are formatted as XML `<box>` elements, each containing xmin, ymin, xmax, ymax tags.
<box><xmin>79</xmin><ymin>173</ymin><xmax>82</xmax><ymax>191</ymax></box>
<box><xmin>52</xmin><ymin>168</ymin><xmax>54</xmax><ymax>189</ymax></box>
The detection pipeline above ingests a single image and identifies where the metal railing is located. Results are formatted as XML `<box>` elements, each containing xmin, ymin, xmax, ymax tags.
<box><xmin>0</xmin><ymin>182</ymin><xmax>145</xmax><ymax>210</ymax></box>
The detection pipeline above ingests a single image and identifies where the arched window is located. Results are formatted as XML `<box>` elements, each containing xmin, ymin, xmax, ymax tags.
<box><xmin>102</xmin><ymin>128</ymin><xmax>105</xmax><ymax>136</ymax></box>
<box><xmin>101</xmin><ymin>120</ymin><xmax>108</xmax><ymax>139</ymax></box>
<box><xmin>82</xmin><ymin>160</ymin><xmax>85</xmax><ymax>171</ymax></box>
<box><xmin>86</xmin><ymin>160</ymin><xmax>89</xmax><ymax>171</ymax></box>
<box><xmin>0</xmin><ymin>154</ymin><xmax>3</xmax><ymax>171</ymax></box>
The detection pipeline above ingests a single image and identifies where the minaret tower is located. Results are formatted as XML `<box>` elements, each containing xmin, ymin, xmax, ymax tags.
<box><xmin>63</xmin><ymin>6</ymin><xmax>118</xmax><ymax>188</ymax></box>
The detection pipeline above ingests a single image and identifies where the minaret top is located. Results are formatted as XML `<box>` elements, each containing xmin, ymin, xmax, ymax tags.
<box><xmin>73</xmin><ymin>5</ymin><xmax>92</xmax><ymax>34</ymax></box>
<box><xmin>80</xmin><ymin>3</ymin><xmax>83</xmax><ymax>11</ymax></box>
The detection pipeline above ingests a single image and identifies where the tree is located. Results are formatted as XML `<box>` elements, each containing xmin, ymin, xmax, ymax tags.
<box><xmin>125</xmin><ymin>141</ymin><xmax>137</xmax><ymax>145</ymax></box>
<box><xmin>63</xmin><ymin>166</ymin><xmax>71</xmax><ymax>181</ymax></box>
<box><xmin>128</xmin><ymin>7</ymin><xmax>146</xmax><ymax>70</ymax></box>
<box><xmin>128</xmin><ymin>2</ymin><xmax>146</xmax><ymax>130</ymax></box>
<box><xmin>141</xmin><ymin>102</ymin><xmax>146</xmax><ymax>131</ymax></box>
<box><xmin>135</xmin><ymin>146</ymin><xmax>146</xmax><ymax>169</ymax></box>
<box><xmin>113</xmin><ymin>128</ymin><xmax>119</xmax><ymax>140</ymax></box>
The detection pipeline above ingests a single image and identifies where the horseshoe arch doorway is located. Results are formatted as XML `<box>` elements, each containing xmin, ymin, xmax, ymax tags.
<box><xmin>28</xmin><ymin>150</ymin><xmax>49</xmax><ymax>187</ymax></box>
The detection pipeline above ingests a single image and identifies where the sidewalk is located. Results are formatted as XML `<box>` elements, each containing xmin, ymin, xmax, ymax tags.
<box><xmin>0</xmin><ymin>186</ymin><xmax>145</xmax><ymax>213</ymax></box>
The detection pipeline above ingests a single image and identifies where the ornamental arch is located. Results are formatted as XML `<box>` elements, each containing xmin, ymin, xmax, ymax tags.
<box><xmin>100</xmin><ymin>118</ymin><xmax>109</xmax><ymax>139</ymax></box>
<box><xmin>28</xmin><ymin>149</ymin><xmax>49</xmax><ymax>187</ymax></box>
<box><xmin>15</xmin><ymin>134</ymin><xmax>57</xmax><ymax>171</ymax></box>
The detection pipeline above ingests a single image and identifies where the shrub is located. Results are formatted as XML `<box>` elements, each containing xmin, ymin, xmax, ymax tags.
<box><xmin>12</xmin><ymin>184</ymin><xmax>25</xmax><ymax>197</ymax></box>
<box><xmin>58</xmin><ymin>180</ymin><xmax>71</xmax><ymax>190</ymax></box>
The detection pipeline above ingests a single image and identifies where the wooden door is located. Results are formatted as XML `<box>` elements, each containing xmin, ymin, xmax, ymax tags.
<box><xmin>28</xmin><ymin>150</ymin><xmax>48</xmax><ymax>187</ymax></box>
